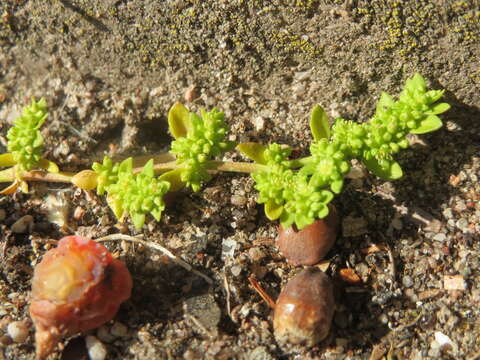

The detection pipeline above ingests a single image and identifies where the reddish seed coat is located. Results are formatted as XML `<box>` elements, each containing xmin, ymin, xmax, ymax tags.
<box><xmin>277</xmin><ymin>206</ymin><xmax>339</xmax><ymax>266</ymax></box>
<box><xmin>274</xmin><ymin>268</ymin><xmax>335</xmax><ymax>346</ymax></box>
<box><xmin>30</xmin><ymin>236</ymin><xmax>132</xmax><ymax>359</ymax></box>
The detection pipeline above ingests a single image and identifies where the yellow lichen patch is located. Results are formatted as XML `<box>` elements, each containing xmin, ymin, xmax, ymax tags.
<box><xmin>271</xmin><ymin>30</ymin><xmax>321</xmax><ymax>58</ymax></box>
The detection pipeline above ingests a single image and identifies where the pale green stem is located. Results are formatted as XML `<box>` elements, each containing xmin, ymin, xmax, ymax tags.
<box><xmin>21</xmin><ymin>171</ymin><xmax>75</xmax><ymax>183</ymax></box>
<box><xmin>208</xmin><ymin>161</ymin><xmax>267</xmax><ymax>173</ymax></box>
<box><xmin>130</xmin><ymin>152</ymin><xmax>176</xmax><ymax>168</ymax></box>
<box><xmin>0</xmin><ymin>167</ymin><xmax>74</xmax><ymax>184</ymax></box>
<box><xmin>144</xmin><ymin>160</ymin><xmax>266</xmax><ymax>175</ymax></box>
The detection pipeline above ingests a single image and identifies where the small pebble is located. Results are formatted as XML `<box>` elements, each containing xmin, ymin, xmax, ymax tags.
<box><xmin>11</xmin><ymin>215</ymin><xmax>34</xmax><ymax>233</ymax></box>
<box><xmin>221</xmin><ymin>238</ymin><xmax>237</xmax><ymax>258</ymax></box>
<box><xmin>7</xmin><ymin>321</ymin><xmax>29</xmax><ymax>343</ymax></box>
<box><xmin>248</xmin><ymin>247</ymin><xmax>265</xmax><ymax>262</ymax></box>
<box><xmin>85</xmin><ymin>336</ymin><xmax>107</xmax><ymax>360</ymax></box>
<box><xmin>231</xmin><ymin>264</ymin><xmax>243</xmax><ymax>277</ymax></box>
<box><xmin>444</xmin><ymin>275</ymin><xmax>467</xmax><ymax>290</ymax></box>
<box><xmin>73</xmin><ymin>206</ymin><xmax>86</xmax><ymax>220</ymax></box>
<box><xmin>184</xmin><ymin>86</ymin><xmax>198</xmax><ymax>102</ymax></box>
<box><xmin>231</xmin><ymin>194</ymin><xmax>247</xmax><ymax>206</ymax></box>
<box><xmin>455</xmin><ymin>218</ymin><xmax>469</xmax><ymax>231</ymax></box>
<box><xmin>402</xmin><ymin>275</ymin><xmax>414</xmax><ymax>288</ymax></box>
<box><xmin>110</xmin><ymin>322</ymin><xmax>128</xmax><ymax>338</ymax></box>
<box><xmin>0</xmin><ymin>208</ymin><xmax>6</xmax><ymax>221</ymax></box>
<box><xmin>96</xmin><ymin>325</ymin><xmax>115</xmax><ymax>343</ymax></box>
<box><xmin>442</xmin><ymin>208</ymin><xmax>453</xmax><ymax>219</ymax></box>
<box><xmin>345</xmin><ymin>165</ymin><xmax>365</xmax><ymax>179</ymax></box>
<box><xmin>251</xmin><ymin>116</ymin><xmax>265</xmax><ymax>131</ymax></box>
<box><xmin>433</xmin><ymin>233</ymin><xmax>447</xmax><ymax>242</ymax></box>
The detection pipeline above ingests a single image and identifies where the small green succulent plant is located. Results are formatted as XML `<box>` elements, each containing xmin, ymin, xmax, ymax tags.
<box><xmin>243</xmin><ymin>74</ymin><xmax>449</xmax><ymax>229</ymax></box>
<box><xmin>169</xmin><ymin>103</ymin><xmax>235</xmax><ymax>192</ymax></box>
<box><xmin>6</xmin><ymin>98</ymin><xmax>48</xmax><ymax>172</ymax></box>
<box><xmin>0</xmin><ymin>98</ymin><xmax>59</xmax><ymax>194</ymax></box>
<box><xmin>0</xmin><ymin>74</ymin><xmax>450</xmax><ymax>231</ymax></box>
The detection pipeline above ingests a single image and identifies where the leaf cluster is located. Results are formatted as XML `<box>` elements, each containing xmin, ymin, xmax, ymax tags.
<box><xmin>92</xmin><ymin>158</ymin><xmax>170</xmax><ymax>229</ymax></box>
<box><xmin>241</xmin><ymin>74</ymin><xmax>450</xmax><ymax>230</ymax></box>
<box><xmin>7</xmin><ymin>98</ymin><xmax>48</xmax><ymax>172</ymax></box>
<box><xmin>169</xmin><ymin>103</ymin><xmax>236</xmax><ymax>191</ymax></box>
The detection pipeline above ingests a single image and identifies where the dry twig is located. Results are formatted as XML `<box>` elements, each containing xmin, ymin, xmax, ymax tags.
<box><xmin>223</xmin><ymin>273</ymin><xmax>232</xmax><ymax>318</ymax></box>
<box><xmin>248</xmin><ymin>275</ymin><xmax>276</xmax><ymax>309</ymax></box>
<box><xmin>95</xmin><ymin>234</ymin><xmax>213</xmax><ymax>285</ymax></box>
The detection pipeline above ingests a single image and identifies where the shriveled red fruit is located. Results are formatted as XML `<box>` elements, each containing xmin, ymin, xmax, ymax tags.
<box><xmin>273</xmin><ymin>268</ymin><xmax>335</xmax><ymax>346</ymax></box>
<box><xmin>277</xmin><ymin>206</ymin><xmax>339</xmax><ymax>265</ymax></box>
<box><xmin>30</xmin><ymin>236</ymin><xmax>132</xmax><ymax>359</ymax></box>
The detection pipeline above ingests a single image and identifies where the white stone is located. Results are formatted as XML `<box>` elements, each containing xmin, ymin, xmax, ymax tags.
<box><xmin>221</xmin><ymin>237</ymin><xmax>237</xmax><ymax>258</ymax></box>
<box><xmin>434</xmin><ymin>331</ymin><xmax>458</xmax><ymax>352</ymax></box>
<box><xmin>86</xmin><ymin>335</ymin><xmax>107</xmax><ymax>360</ymax></box>
<box><xmin>7</xmin><ymin>321</ymin><xmax>29</xmax><ymax>343</ymax></box>
<box><xmin>96</xmin><ymin>325</ymin><xmax>115</xmax><ymax>343</ymax></box>
<box><xmin>110</xmin><ymin>322</ymin><xmax>128</xmax><ymax>338</ymax></box>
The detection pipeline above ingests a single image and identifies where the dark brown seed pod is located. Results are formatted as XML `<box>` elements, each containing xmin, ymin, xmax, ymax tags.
<box><xmin>277</xmin><ymin>205</ymin><xmax>339</xmax><ymax>265</ymax></box>
<box><xmin>273</xmin><ymin>268</ymin><xmax>335</xmax><ymax>346</ymax></box>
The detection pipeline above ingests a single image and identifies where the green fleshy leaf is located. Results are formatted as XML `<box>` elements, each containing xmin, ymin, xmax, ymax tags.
<box><xmin>320</xmin><ymin>189</ymin><xmax>334</xmax><ymax>204</ymax></box>
<box><xmin>0</xmin><ymin>153</ymin><xmax>16</xmax><ymax>167</ymax></box>
<box><xmin>376</xmin><ymin>92</ymin><xmax>394</xmax><ymax>112</ymax></box>
<box><xmin>411</xmin><ymin>115</ymin><xmax>443</xmax><ymax>134</ymax></box>
<box><xmin>107</xmin><ymin>195</ymin><xmax>124</xmax><ymax>220</ymax></box>
<box><xmin>363</xmin><ymin>157</ymin><xmax>403</xmax><ymax>180</ymax></box>
<box><xmin>264</xmin><ymin>199</ymin><xmax>283</xmax><ymax>220</ymax></box>
<box><xmin>32</xmin><ymin>134</ymin><xmax>43</xmax><ymax>148</ymax></box>
<box><xmin>150</xmin><ymin>207</ymin><xmax>162</xmax><ymax>221</ymax></box>
<box><xmin>19</xmin><ymin>180</ymin><xmax>29</xmax><ymax>193</ymax></box>
<box><xmin>38</xmin><ymin>158</ymin><xmax>59</xmax><ymax>173</ymax></box>
<box><xmin>425</xmin><ymin>90</ymin><xmax>444</xmax><ymax>103</ymax></box>
<box><xmin>407</xmin><ymin>73</ymin><xmax>426</xmax><ymax>91</ymax></box>
<box><xmin>131</xmin><ymin>212</ymin><xmax>146</xmax><ymax>230</ymax></box>
<box><xmin>159</xmin><ymin>168</ymin><xmax>185</xmax><ymax>192</ymax></box>
<box><xmin>309</xmin><ymin>172</ymin><xmax>323</xmax><ymax>187</ymax></box>
<box><xmin>330</xmin><ymin>179</ymin><xmax>344</xmax><ymax>194</ymax></box>
<box><xmin>310</xmin><ymin>105</ymin><xmax>330</xmax><ymax>141</ymax></box>
<box><xmin>294</xmin><ymin>213</ymin><xmax>311</xmax><ymax>230</ymax></box>
<box><xmin>299</xmin><ymin>163</ymin><xmax>316</xmax><ymax>176</ymax></box>
<box><xmin>280</xmin><ymin>211</ymin><xmax>295</xmax><ymax>229</ymax></box>
<box><xmin>168</xmin><ymin>102</ymin><xmax>192</xmax><ymax>139</ymax></box>
<box><xmin>141</xmin><ymin>159</ymin><xmax>155</xmax><ymax>177</ymax></box>
<box><xmin>429</xmin><ymin>102</ymin><xmax>450</xmax><ymax>115</ymax></box>
<box><xmin>118</xmin><ymin>157</ymin><xmax>133</xmax><ymax>173</ymax></box>
<box><xmin>236</xmin><ymin>143</ymin><xmax>267</xmax><ymax>164</ymax></box>
<box><xmin>317</xmin><ymin>204</ymin><xmax>329</xmax><ymax>219</ymax></box>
